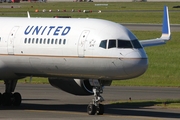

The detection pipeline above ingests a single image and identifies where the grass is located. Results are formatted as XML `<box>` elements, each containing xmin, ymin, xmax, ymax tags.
<box><xmin>18</xmin><ymin>77</ymin><xmax>48</xmax><ymax>84</ymax></box>
<box><xmin>110</xmin><ymin>99</ymin><xmax>180</xmax><ymax>109</ymax></box>
<box><xmin>0</xmin><ymin>2</ymin><xmax>179</xmax><ymax>23</ymax></box>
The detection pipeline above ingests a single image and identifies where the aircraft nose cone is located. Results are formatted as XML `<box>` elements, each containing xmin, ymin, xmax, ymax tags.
<box><xmin>122</xmin><ymin>50</ymin><xmax>148</xmax><ymax>78</ymax></box>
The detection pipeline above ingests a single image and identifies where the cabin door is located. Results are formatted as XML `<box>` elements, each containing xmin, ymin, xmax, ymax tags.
<box><xmin>7</xmin><ymin>26</ymin><xmax>19</xmax><ymax>55</ymax></box>
<box><xmin>78</xmin><ymin>30</ymin><xmax>89</xmax><ymax>57</ymax></box>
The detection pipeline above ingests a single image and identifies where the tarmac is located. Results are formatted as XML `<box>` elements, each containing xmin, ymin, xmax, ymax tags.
<box><xmin>0</xmin><ymin>84</ymin><xmax>180</xmax><ymax>120</ymax></box>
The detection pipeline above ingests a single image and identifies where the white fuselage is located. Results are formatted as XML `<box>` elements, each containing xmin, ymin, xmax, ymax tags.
<box><xmin>0</xmin><ymin>17</ymin><xmax>148</xmax><ymax>80</ymax></box>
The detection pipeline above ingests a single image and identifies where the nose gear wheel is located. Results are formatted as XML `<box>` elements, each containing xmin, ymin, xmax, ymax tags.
<box><xmin>87</xmin><ymin>79</ymin><xmax>105</xmax><ymax>115</ymax></box>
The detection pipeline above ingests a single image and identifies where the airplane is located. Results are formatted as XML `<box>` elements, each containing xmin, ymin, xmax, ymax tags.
<box><xmin>0</xmin><ymin>6</ymin><xmax>170</xmax><ymax>115</ymax></box>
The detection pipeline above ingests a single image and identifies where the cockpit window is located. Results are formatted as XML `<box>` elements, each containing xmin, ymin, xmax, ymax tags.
<box><xmin>108</xmin><ymin>39</ymin><xmax>116</xmax><ymax>49</ymax></box>
<box><xmin>132</xmin><ymin>39</ymin><xmax>142</xmax><ymax>48</ymax></box>
<box><xmin>99</xmin><ymin>39</ymin><xmax>141</xmax><ymax>49</ymax></box>
<box><xmin>99</xmin><ymin>40</ymin><xmax>107</xmax><ymax>49</ymax></box>
<box><xmin>118</xmin><ymin>39</ymin><xmax>133</xmax><ymax>48</ymax></box>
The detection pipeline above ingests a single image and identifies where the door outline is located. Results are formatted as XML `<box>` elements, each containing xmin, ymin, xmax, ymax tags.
<box><xmin>7</xmin><ymin>26</ymin><xmax>19</xmax><ymax>55</ymax></box>
<box><xmin>77</xmin><ymin>30</ymin><xmax>90</xmax><ymax>57</ymax></box>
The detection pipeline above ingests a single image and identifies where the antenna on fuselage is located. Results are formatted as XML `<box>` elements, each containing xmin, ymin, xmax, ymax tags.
<box><xmin>29</xmin><ymin>76</ymin><xmax>32</xmax><ymax>83</ymax></box>
<box><xmin>27</xmin><ymin>11</ymin><xmax>30</xmax><ymax>18</ymax></box>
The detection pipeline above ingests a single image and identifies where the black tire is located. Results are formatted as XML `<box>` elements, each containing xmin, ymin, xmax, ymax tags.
<box><xmin>97</xmin><ymin>104</ymin><xmax>104</xmax><ymax>115</ymax></box>
<box><xmin>2</xmin><ymin>93</ymin><xmax>12</xmax><ymax>106</ymax></box>
<box><xmin>87</xmin><ymin>104</ymin><xmax>96</xmax><ymax>115</ymax></box>
<box><xmin>12</xmin><ymin>92</ymin><xmax>22</xmax><ymax>106</ymax></box>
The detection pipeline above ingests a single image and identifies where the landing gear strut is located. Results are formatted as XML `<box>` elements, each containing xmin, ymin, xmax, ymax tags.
<box><xmin>0</xmin><ymin>79</ymin><xmax>22</xmax><ymax>106</ymax></box>
<box><xmin>87</xmin><ymin>79</ymin><xmax>104</xmax><ymax>115</ymax></box>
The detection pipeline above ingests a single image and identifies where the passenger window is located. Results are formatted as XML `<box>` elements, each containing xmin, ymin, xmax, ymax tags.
<box><xmin>63</xmin><ymin>39</ymin><xmax>66</xmax><ymax>44</ymax></box>
<box><xmin>51</xmin><ymin>39</ymin><xmax>54</xmax><ymax>44</ymax></box>
<box><xmin>32</xmin><ymin>38</ymin><xmax>35</xmax><ymax>44</ymax></box>
<box><xmin>24</xmin><ymin>38</ymin><xmax>27</xmax><ymax>43</ymax></box>
<box><xmin>40</xmin><ymin>38</ymin><xmax>42</xmax><ymax>44</ymax></box>
<box><xmin>47</xmin><ymin>39</ymin><xmax>50</xmax><ymax>44</ymax></box>
<box><xmin>99</xmin><ymin>40</ymin><xmax>107</xmax><ymax>49</ymax></box>
<box><xmin>108</xmin><ymin>39</ymin><xmax>116</xmax><ymax>49</ymax></box>
<box><xmin>55</xmin><ymin>39</ymin><xmax>58</xmax><ymax>44</ymax></box>
<box><xmin>43</xmin><ymin>38</ymin><xmax>46</xmax><ymax>44</ymax></box>
<box><xmin>118</xmin><ymin>40</ymin><xmax>133</xmax><ymax>48</ymax></box>
<box><xmin>36</xmin><ymin>38</ymin><xmax>38</xmax><ymax>44</ymax></box>
<box><xmin>59</xmin><ymin>39</ymin><xmax>62</xmax><ymax>44</ymax></box>
<box><xmin>28</xmin><ymin>38</ymin><xmax>31</xmax><ymax>43</ymax></box>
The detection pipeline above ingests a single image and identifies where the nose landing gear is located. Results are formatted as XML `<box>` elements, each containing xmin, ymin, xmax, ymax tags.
<box><xmin>87</xmin><ymin>79</ymin><xmax>104</xmax><ymax>115</ymax></box>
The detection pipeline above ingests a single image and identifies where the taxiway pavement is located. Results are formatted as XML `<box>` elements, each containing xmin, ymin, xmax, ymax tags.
<box><xmin>0</xmin><ymin>84</ymin><xmax>180</xmax><ymax>120</ymax></box>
